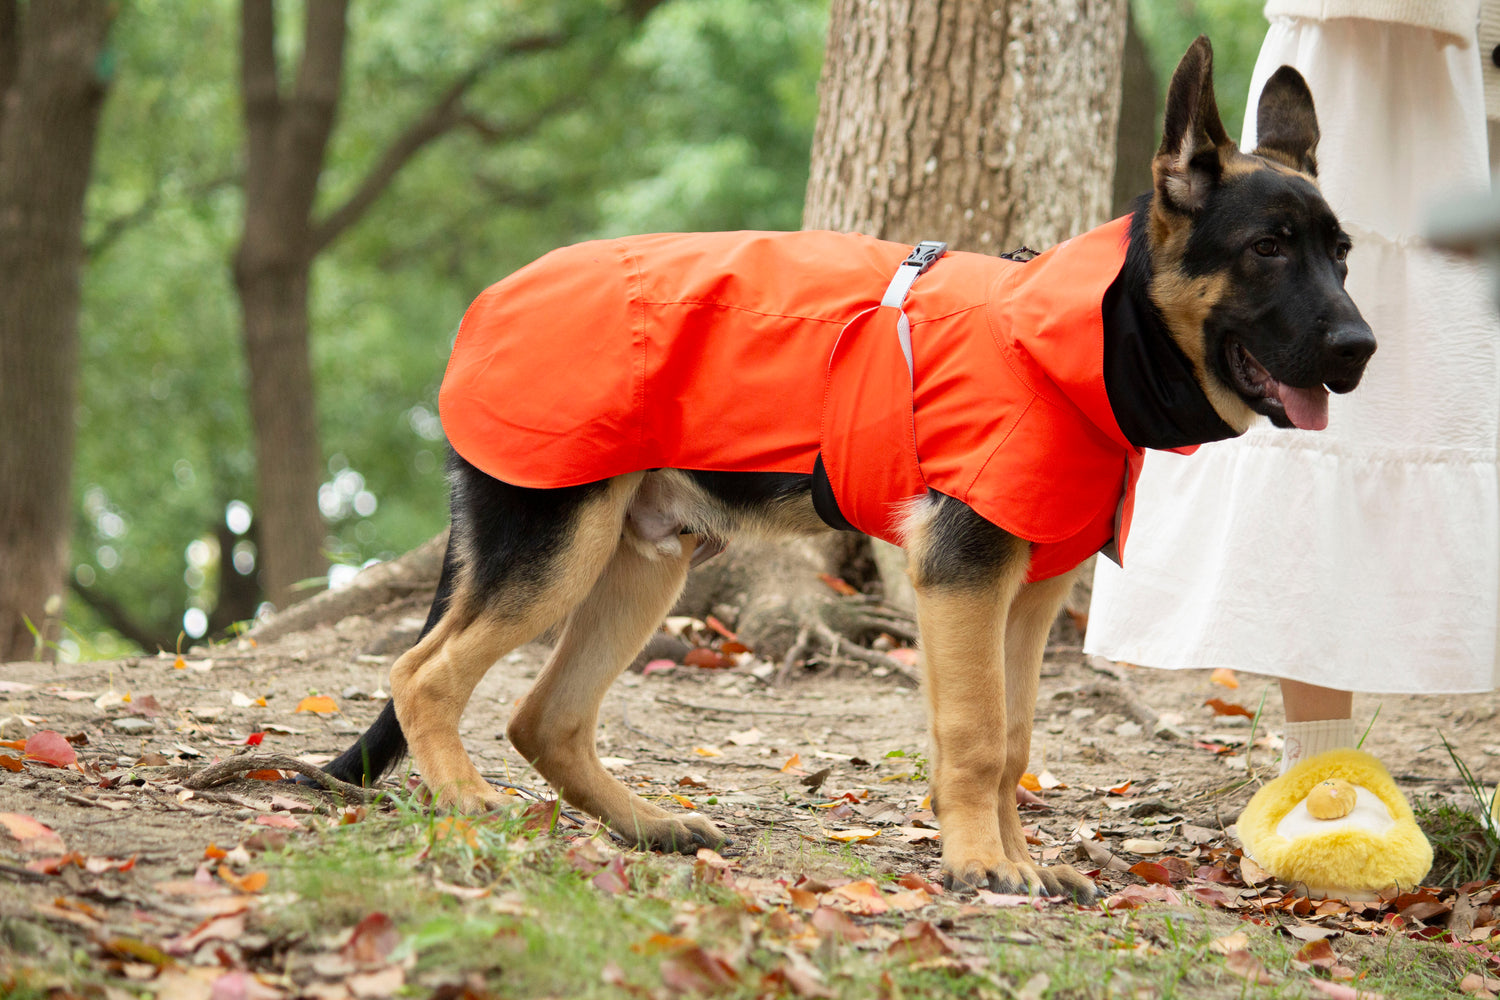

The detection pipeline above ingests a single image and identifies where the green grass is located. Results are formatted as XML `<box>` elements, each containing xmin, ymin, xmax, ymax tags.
<box><xmin>244</xmin><ymin>793</ymin><xmax>1494</xmax><ymax>1000</ymax></box>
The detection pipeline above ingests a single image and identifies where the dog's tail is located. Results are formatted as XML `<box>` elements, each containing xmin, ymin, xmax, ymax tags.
<box><xmin>319</xmin><ymin>531</ymin><xmax>461</xmax><ymax>787</ymax></box>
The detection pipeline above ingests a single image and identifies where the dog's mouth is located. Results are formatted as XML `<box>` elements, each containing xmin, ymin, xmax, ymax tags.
<box><xmin>1226</xmin><ymin>342</ymin><xmax>1329</xmax><ymax>431</ymax></box>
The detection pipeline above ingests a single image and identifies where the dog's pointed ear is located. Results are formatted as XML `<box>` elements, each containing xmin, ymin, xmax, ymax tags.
<box><xmin>1154</xmin><ymin>35</ymin><xmax>1233</xmax><ymax>214</ymax></box>
<box><xmin>1252</xmin><ymin>66</ymin><xmax>1319</xmax><ymax>176</ymax></box>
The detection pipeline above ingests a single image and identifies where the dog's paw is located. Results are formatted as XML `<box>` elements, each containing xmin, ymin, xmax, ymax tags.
<box><xmin>626</xmin><ymin>813</ymin><xmax>730</xmax><ymax>855</ymax></box>
<box><xmin>941</xmin><ymin>857</ymin><xmax>1031</xmax><ymax>896</ymax></box>
<box><xmin>1035</xmin><ymin>862</ymin><xmax>1096</xmax><ymax>904</ymax></box>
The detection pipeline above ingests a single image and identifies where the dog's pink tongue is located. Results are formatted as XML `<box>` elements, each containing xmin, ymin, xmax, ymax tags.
<box><xmin>1278</xmin><ymin>383</ymin><xmax>1329</xmax><ymax>430</ymax></box>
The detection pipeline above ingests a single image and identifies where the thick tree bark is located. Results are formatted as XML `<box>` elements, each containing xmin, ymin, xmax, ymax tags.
<box><xmin>0</xmin><ymin>1</ymin><xmax>114</xmax><ymax>661</ymax></box>
<box><xmin>232</xmin><ymin>0</ymin><xmax>348</xmax><ymax>613</ymax></box>
<box><xmin>232</xmin><ymin>2</ymin><xmax>654</xmax><ymax>614</ymax></box>
<box><xmin>804</xmin><ymin>0</ymin><xmax>1127</xmax><ymax>613</ymax></box>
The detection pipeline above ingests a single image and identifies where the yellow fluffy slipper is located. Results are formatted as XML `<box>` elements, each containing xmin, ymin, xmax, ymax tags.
<box><xmin>1236</xmin><ymin>747</ymin><xmax>1432</xmax><ymax>899</ymax></box>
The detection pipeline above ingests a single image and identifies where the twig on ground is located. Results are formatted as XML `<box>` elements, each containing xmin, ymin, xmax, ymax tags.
<box><xmin>183</xmin><ymin>752</ymin><xmax>381</xmax><ymax>801</ymax></box>
<box><xmin>655</xmin><ymin>694</ymin><xmax>814</xmax><ymax>717</ymax></box>
<box><xmin>620</xmin><ymin>702</ymin><xmax>674</xmax><ymax>747</ymax></box>
<box><xmin>774</xmin><ymin>625</ymin><xmax>813</xmax><ymax>687</ymax></box>
<box><xmin>814</xmin><ymin>622</ymin><xmax>921</xmax><ymax>687</ymax></box>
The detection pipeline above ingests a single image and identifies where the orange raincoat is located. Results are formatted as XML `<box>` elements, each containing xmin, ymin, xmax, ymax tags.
<box><xmin>441</xmin><ymin>216</ymin><xmax>1140</xmax><ymax>580</ymax></box>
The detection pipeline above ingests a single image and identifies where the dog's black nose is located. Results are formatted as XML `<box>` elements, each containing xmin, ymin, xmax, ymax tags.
<box><xmin>1322</xmin><ymin>322</ymin><xmax>1376</xmax><ymax>391</ymax></box>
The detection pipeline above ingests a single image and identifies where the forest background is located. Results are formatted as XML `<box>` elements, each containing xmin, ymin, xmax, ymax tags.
<box><xmin>12</xmin><ymin>0</ymin><xmax>1265</xmax><ymax>662</ymax></box>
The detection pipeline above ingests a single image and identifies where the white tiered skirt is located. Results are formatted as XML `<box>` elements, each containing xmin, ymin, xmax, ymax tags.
<box><xmin>1086</xmin><ymin>17</ymin><xmax>1500</xmax><ymax>693</ymax></box>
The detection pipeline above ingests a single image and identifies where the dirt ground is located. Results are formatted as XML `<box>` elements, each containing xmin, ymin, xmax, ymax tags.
<box><xmin>2</xmin><ymin>585</ymin><xmax>1497</xmax><ymax>899</ymax></box>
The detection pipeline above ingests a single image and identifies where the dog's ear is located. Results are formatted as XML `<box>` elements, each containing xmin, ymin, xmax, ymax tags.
<box><xmin>1153</xmin><ymin>35</ymin><xmax>1233</xmax><ymax>215</ymax></box>
<box><xmin>1252</xmin><ymin>66</ymin><xmax>1319</xmax><ymax>176</ymax></box>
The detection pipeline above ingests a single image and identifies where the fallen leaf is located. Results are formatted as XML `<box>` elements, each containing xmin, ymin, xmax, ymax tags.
<box><xmin>203</xmin><ymin>844</ymin><xmax>228</xmax><ymax>860</ymax></box>
<box><xmin>1210</xmin><ymin>931</ymin><xmax>1250</xmax><ymax>955</ymax></box>
<box><xmin>705</xmin><ymin>615</ymin><xmax>738</xmax><ymax>641</ymax></box>
<box><xmin>1294</xmin><ymin>938</ymin><xmax>1337</xmax><ymax>969</ymax></box>
<box><xmin>0</xmin><ymin>754</ymin><xmax>22</xmax><ymax>772</ymax></box>
<box><xmin>1224</xmin><ymin>949</ymin><xmax>1277</xmax><ymax>985</ymax></box>
<box><xmin>349</xmin><ymin>965</ymin><xmax>406</xmax><ymax>998</ymax></box>
<box><xmin>659</xmin><ymin>945</ymin><xmax>739</xmax><ymax>995</ymax></box>
<box><xmin>1308</xmin><ymin>980</ymin><xmax>1386</xmax><ymax>1000</ymax></box>
<box><xmin>642</xmin><ymin>659</ymin><xmax>676</xmax><ymax>676</ymax></box>
<box><xmin>1102</xmin><ymin>884</ymin><xmax>1183</xmax><ymax>910</ymax></box>
<box><xmin>824</xmin><ymin>828</ymin><xmax>879</xmax><ymax>844</ymax></box>
<box><xmin>826</xmin><ymin>880</ymin><xmax>888</xmax><ymax>915</ymax></box>
<box><xmin>726</xmin><ymin>727</ymin><xmax>762</xmax><ymax>746</ymax></box>
<box><xmin>887</xmin><ymin>921</ymin><xmax>960</xmax><ymax>962</ymax></box>
<box><xmin>817</xmin><ymin>573</ymin><xmax>857</xmax><ymax>596</ymax></box>
<box><xmin>780</xmin><ymin>753</ymin><xmax>803</xmax><ymax>773</ymax></box>
<box><xmin>294</xmin><ymin>695</ymin><xmax>338</xmax><ymax>715</ymax></box>
<box><xmin>684</xmin><ymin>648</ymin><xmax>731</xmax><ymax>670</ymax></box>
<box><xmin>255</xmin><ymin>813</ymin><xmax>302</xmax><ymax>830</ymax></box>
<box><xmin>1128</xmin><ymin>861</ymin><xmax>1176</xmax><ymax>885</ymax></box>
<box><xmin>592</xmin><ymin>856</ymin><xmax>631</xmax><ymax>895</ymax></box>
<box><xmin>165</xmin><ymin>912</ymin><xmax>247</xmax><ymax>955</ymax></box>
<box><xmin>244</xmin><ymin>731</ymin><xmax>265</xmax><ymax>746</ymax></box>
<box><xmin>693</xmin><ymin>746</ymin><xmax>723</xmax><ymax>757</ymax></box>
<box><xmin>217</xmin><ymin>865</ymin><xmax>268</xmax><ymax>893</ymax></box>
<box><xmin>1204</xmin><ymin>698</ymin><xmax>1254</xmax><ymax>719</ymax></box>
<box><xmin>809</xmin><ymin>906</ymin><xmax>866</xmax><ymax>943</ymax></box>
<box><xmin>1121</xmin><ymin>838</ymin><xmax>1166</xmax><ymax>854</ymax></box>
<box><xmin>22</xmin><ymin>731</ymin><xmax>77</xmax><ymax>768</ymax></box>
<box><xmin>1210</xmin><ymin>667</ymin><xmax>1239</xmax><ymax>688</ymax></box>
<box><xmin>0</xmin><ymin>812</ymin><xmax>65</xmax><ymax>854</ymax></box>
<box><xmin>1019</xmin><ymin>772</ymin><xmax>1042</xmax><ymax>792</ymax></box>
<box><xmin>670</xmin><ymin>793</ymin><xmax>696</xmax><ymax>810</ymax></box>
<box><xmin>342</xmin><ymin>912</ymin><xmax>400</xmax><ymax>966</ymax></box>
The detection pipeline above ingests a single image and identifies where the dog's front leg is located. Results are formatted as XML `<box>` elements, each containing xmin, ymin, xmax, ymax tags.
<box><xmin>907</xmin><ymin>496</ymin><xmax>1031</xmax><ymax>893</ymax></box>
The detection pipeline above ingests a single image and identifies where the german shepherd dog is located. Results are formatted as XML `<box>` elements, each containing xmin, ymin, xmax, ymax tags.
<box><xmin>324</xmin><ymin>37</ymin><xmax>1373</xmax><ymax>902</ymax></box>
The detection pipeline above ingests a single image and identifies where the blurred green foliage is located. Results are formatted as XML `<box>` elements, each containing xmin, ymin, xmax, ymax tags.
<box><xmin>65</xmin><ymin>0</ymin><xmax>1264</xmax><ymax>657</ymax></box>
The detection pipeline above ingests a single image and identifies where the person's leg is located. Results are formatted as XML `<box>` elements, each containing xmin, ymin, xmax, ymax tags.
<box><xmin>1278</xmin><ymin>680</ymin><xmax>1355</xmax><ymax>774</ymax></box>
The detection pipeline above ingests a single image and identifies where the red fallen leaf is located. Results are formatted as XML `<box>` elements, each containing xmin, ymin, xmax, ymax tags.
<box><xmin>1308</xmin><ymin>980</ymin><xmax>1386</xmax><ymax>1000</ymax></box>
<box><xmin>683</xmin><ymin>648</ymin><xmax>731</xmax><ymax>670</ymax></box>
<box><xmin>0</xmin><ymin>755</ymin><xmax>22</xmax><ymax>772</ymax></box>
<box><xmin>1102</xmin><ymin>884</ymin><xmax>1183</xmax><ymax>911</ymax></box>
<box><xmin>207</xmin><ymin>971</ymin><xmax>284</xmax><ymax>1000</ymax></box>
<box><xmin>705</xmin><ymin>615</ymin><xmax>739</xmax><ymax>641</ymax></box>
<box><xmin>825</xmin><ymin>880</ymin><xmax>888</xmax><ymax>915</ymax></box>
<box><xmin>131</xmin><ymin>694</ymin><xmax>165</xmax><ymax>717</ymax></box>
<box><xmin>887</xmin><ymin>921</ymin><xmax>961</xmax><ymax>963</ymax></box>
<box><xmin>659</xmin><ymin>945</ymin><xmax>738</xmax><ymax>995</ymax></box>
<box><xmin>897</xmin><ymin>872</ymin><xmax>943</xmax><ymax>895</ymax></box>
<box><xmin>62</xmin><ymin>732</ymin><xmax>88</xmax><ymax>746</ymax></box>
<box><xmin>1224</xmin><ymin>949</ymin><xmax>1278</xmax><ymax>985</ymax></box>
<box><xmin>817</xmin><ymin>573</ymin><xmax>857</xmax><ymax>596</ymax></box>
<box><xmin>1107</xmin><ymin>779</ymin><xmax>1133</xmax><ymax>796</ymax></box>
<box><xmin>887</xmin><ymin>647</ymin><xmax>920</xmax><ymax>667</ymax></box>
<box><xmin>244</xmin><ymin>732</ymin><xmax>265</xmax><ymax>746</ymax></box>
<box><xmin>204</xmin><ymin>843</ymin><xmax>228</xmax><ymax>860</ymax></box>
<box><xmin>1195</xmin><ymin>864</ymin><xmax>1236</xmax><ymax>884</ymax></box>
<box><xmin>642</xmin><ymin>659</ymin><xmax>676</xmax><ymax>676</ymax></box>
<box><xmin>678</xmin><ymin>775</ymin><xmax>709</xmax><ymax>788</ymax></box>
<box><xmin>1129</xmin><ymin>861</ymin><xmax>1176</xmax><ymax>886</ymax></box>
<box><xmin>1294</xmin><ymin>938</ymin><xmax>1338</xmax><ymax>969</ymax></box>
<box><xmin>761</xmin><ymin>966</ymin><xmax>835</xmax><ymax>999</ymax></box>
<box><xmin>720</xmin><ymin>641</ymin><xmax>751</xmax><ymax>656</ymax></box>
<box><xmin>1188</xmin><ymin>885</ymin><xmax>1237</xmax><ymax>907</ymax></box>
<box><xmin>255</xmin><ymin>813</ymin><xmax>302</xmax><ymax>830</ymax></box>
<box><xmin>342</xmin><ymin>912</ymin><xmax>401</xmax><ymax>966</ymax></box>
<box><xmin>165</xmin><ymin>911</ymin><xmax>247</xmax><ymax>955</ymax></box>
<box><xmin>23</xmin><ymin>730</ymin><xmax>77</xmax><ymax>768</ymax></box>
<box><xmin>0</xmin><ymin>812</ymin><xmax>65</xmax><ymax>854</ymax></box>
<box><xmin>84</xmin><ymin>855</ymin><xmax>137</xmax><ymax>874</ymax></box>
<box><xmin>1204</xmin><ymin>698</ymin><xmax>1254</xmax><ymax>719</ymax></box>
<box><xmin>592</xmin><ymin>855</ymin><xmax>631</xmax><ymax>895</ymax></box>
<box><xmin>809</xmin><ymin>906</ymin><xmax>866</xmax><ymax>943</ymax></box>
<box><xmin>245</xmin><ymin>769</ymin><xmax>284</xmax><ymax>782</ymax></box>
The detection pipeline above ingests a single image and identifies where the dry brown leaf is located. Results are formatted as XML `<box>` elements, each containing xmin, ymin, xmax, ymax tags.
<box><xmin>1223</xmin><ymin>949</ymin><xmax>1277</xmax><ymax>985</ymax></box>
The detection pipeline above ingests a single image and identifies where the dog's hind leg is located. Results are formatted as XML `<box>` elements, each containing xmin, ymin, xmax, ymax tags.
<box><xmin>507</xmin><ymin>531</ymin><xmax>725</xmax><ymax>854</ymax></box>
<box><xmin>389</xmin><ymin>469</ymin><xmax>641</xmax><ymax>812</ymax></box>
<box><xmin>997</xmin><ymin>571</ymin><xmax>1096</xmax><ymax>903</ymax></box>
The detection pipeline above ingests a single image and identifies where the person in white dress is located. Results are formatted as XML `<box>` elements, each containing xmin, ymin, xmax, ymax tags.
<box><xmin>1087</xmin><ymin>0</ymin><xmax>1498</xmax><ymax>894</ymax></box>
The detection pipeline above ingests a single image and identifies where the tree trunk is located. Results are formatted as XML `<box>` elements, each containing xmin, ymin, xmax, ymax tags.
<box><xmin>0</xmin><ymin>1</ymin><xmax>114</xmax><ymax>661</ymax></box>
<box><xmin>1112</xmin><ymin>4</ymin><xmax>1157</xmax><ymax>217</ymax></box>
<box><xmin>804</xmin><ymin>0</ymin><xmax>1127</xmax><ymax>613</ymax></box>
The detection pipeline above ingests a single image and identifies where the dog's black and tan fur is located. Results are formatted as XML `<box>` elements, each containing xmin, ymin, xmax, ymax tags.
<box><xmin>324</xmin><ymin>38</ymin><xmax>1374</xmax><ymax>902</ymax></box>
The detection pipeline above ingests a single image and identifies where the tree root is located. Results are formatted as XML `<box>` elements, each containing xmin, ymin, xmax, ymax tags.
<box><xmin>183</xmin><ymin>752</ymin><xmax>381</xmax><ymax>801</ymax></box>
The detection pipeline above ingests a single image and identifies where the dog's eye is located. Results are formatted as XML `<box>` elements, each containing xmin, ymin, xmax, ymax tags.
<box><xmin>1253</xmin><ymin>238</ymin><xmax>1280</xmax><ymax>257</ymax></box>
<box><xmin>1334</xmin><ymin>242</ymin><xmax>1351</xmax><ymax>262</ymax></box>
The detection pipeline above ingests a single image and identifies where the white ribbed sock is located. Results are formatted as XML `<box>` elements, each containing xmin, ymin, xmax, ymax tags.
<box><xmin>1280</xmin><ymin>718</ymin><xmax>1356</xmax><ymax>775</ymax></box>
